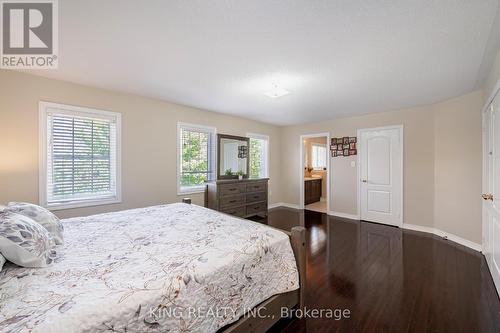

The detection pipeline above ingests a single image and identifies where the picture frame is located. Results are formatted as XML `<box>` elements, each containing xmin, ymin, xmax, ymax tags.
<box><xmin>343</xmin><ymin>149</ymin><xmax>349</xmax><ymax>156</ymax></box>
<box><xmin>343</xmin><ymin>144</ymin><xmax>349</xmax><ymax>149</ymax></box>
<box><xmin>350</xmin><ymin>143</ymin><xmax>356</xmax><ymax>149</ymax></box>
<box><xmin>349</xmin><ymin>137</ymin><xmax>357</xmax><ymax>143</ymax></box>
<box><xmin>343</xmin><ymin>137</ymin><xmax>349</xmax><ymax>144</ymax></box>
<box><xmin>332</xmin><ymin>150</ymin><xmax>337</xmax><ymax>157</ymax></box>
<box><xmin>349</xmin><ymin>149</ymin><xmax>357</xmax><ymax>155</ymax></box>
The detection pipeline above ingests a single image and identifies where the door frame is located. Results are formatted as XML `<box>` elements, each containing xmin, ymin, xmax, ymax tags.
<box><xmin>299</xmin><ymin>132</ymin><xmax>331</xmax><ymax>212</ymax></box>
<box><xmin>356</xmin><ymin>125</ymin><xmax>404</xmax><ymax>227</ymax></box>
<box><xmin>482</xmin><ymin>78</ymin><xmax>500</xmax><ymax>254</ymax></box>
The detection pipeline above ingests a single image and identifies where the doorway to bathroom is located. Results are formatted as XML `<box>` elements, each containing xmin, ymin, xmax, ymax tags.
<box><xmin>300</xmin><ymin>133</ymin><xmax>330</xmax><ymax>214</ymax></box>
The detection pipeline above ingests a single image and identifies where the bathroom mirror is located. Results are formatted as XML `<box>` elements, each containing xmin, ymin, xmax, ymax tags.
<box><xmin>217</xmin><ymin>134</ymin><xmax>250</xmax><ymax>179</ymax></box>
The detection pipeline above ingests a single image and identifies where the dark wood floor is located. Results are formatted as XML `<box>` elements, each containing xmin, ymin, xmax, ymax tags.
<box><xmin>262</xmin><ymin>207</ymin><xmax>500</xmax><ymax>333</ymax></box>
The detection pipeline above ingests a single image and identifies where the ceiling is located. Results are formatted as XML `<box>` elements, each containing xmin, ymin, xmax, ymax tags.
<box><xmin>27</xmin><ymin>0</ymin><xmax>500</xmax><ymax>125</ymax></box>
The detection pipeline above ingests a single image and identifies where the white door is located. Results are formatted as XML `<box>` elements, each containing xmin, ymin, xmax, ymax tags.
<box><xmin>359</xmin><ymin>126</ymin><xmax>403</xmax><ymax>226</ymax></box>
<box><xmin>483</xmin><ymin>88</ymin><xmax>500</xmax><ymax>296</ymax></box>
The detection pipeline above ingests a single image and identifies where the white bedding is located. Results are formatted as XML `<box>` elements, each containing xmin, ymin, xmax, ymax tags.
<box><xmin>0</xmin><ymin>203</ymin><xmax>299</xmax><ymax>333</ymax></box>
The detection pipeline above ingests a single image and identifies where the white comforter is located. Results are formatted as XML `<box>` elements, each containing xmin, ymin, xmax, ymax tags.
<box><xmin>0</xmin><ymin>203</ymin><xmax>299</xmax><ymax>333</ymax></box>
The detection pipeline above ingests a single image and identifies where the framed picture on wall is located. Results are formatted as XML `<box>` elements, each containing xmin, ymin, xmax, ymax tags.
<box><xmin>350</xmin><ymin>143</ymin><xmax>356</xmax><ymax>149</ymax></box>
<box><xmin>343</xmin><ymin>137</ymin><xmax>349</xmax><ymax>144</ymax></box>
<box><xmin>343</xmin><ymin>149</ymin><xmax>349</xmax><ymax>156</ymax></box>
<box><xmin>331</xmin><ymin>144</ymin><xmax>337</xmax><ymax>150</ymax></box>
<box><xmin>349</xmin><ymin>137</ymin><xmax>357</xmax><ymax>143</ymax></box>
<box><xmin>332</xmin><ymin>150</ymin><xmax>337</xmax><ymax>157</ymax></box>
<box><xmin>343</xmin><ymin>144</ymin><xmax>349</xmax><ymax>149</ymax></box>
<box><xmin>349</xmin><ymin>149</ymin><xmax>357</xmax><ymax>155</ymax></box>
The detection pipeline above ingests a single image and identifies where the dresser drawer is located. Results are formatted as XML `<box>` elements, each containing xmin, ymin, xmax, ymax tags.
<box><xmin>220</xmin><ymin>194</ymin><xmax>245</xmax><ymax>208</ymax></box>
<box><xmin>246</xmin><ymin>202</ymin><xmax>267</xmax><ymax>215</ymax></box>
<box><xmin>246</xmin><ymin>182</ymin><xmax>267</xmax><ymax>193</ymax></box>
<box><xmin>219</xmin><ymin>183</ymin><xmax>246</xmax><ymax>196</ymax></box>
<box><xmin>221</xmin><ymin>206</ymin><xmax>246</xmax><ymax>218</ymax></box>
<box><xmin>246</xmin><ymin>192</ymin><xmax>266</xmax><ymax>203</ymax></box>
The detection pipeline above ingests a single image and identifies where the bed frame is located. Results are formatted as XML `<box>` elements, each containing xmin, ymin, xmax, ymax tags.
<box><xmin>182</xmin><ymin>198</ymin><xmax>307</xmax><ymax>333</ymax></box>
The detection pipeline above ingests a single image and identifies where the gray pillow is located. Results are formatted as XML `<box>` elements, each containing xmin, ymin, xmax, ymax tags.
<box><xmin>0</xmin><ymin>253</ymin><xmax>5</xmax><ymax>272</ymax></box>
<box><xmin>7</xmin><ymin>202</ymin><xmax>64</xmax><ymax>245</ymax></box>
<box><xmin>0</xmin><ymin>211</ymin><xmax>57</xmax><ymax>267</ymax></box>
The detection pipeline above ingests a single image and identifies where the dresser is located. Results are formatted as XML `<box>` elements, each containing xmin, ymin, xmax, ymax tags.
<box><xmin>206</xmin><ymin>178</ymin><xmax>269</xmax><ymax>218</ymax></box>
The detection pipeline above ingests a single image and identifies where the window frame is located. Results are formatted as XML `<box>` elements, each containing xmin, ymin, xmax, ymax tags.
<box><xmin>246</xmin><ymin>133</ymin><xmax>270</xmax><ymax>178</ymax></box>
<box><xmin>39</xmin><ymin>101</ymin><xmax>122</xmax><ymax>211</ymax></box>
<box><xmin>311</xmin><ymin>143</ymin><xmax>327</xmax><ymax>170</ymax></box>
<box><xmin>177</xmin><ymin>122</ymin><xmax>217</xmax><ymax>195</ymax></box>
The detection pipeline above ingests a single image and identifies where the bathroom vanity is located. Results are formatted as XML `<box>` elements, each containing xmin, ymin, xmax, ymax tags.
<box><xmin>304</xmin><ymin>177</ymin><xmax>322</xmax><ymax>205</ymax></box>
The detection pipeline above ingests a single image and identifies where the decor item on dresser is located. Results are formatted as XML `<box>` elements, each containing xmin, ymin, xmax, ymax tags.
<box><xmin>217</xmin><ymin>134</ymin><xmax>250</xmax><ymax>179</ymax></box>
<box><xmin>206</xmin><ymin>178</ymin><xmax>269</xmax><ymax>218</ymax></box>
<box><xmin>331</xmin><ymin>136</ymin><xmax>357</xmax><ymax>157</ymax></box>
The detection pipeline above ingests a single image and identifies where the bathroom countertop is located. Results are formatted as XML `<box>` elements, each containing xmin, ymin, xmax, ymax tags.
<box><xmin>304</xmin><ymin>176</ymin><xmax>322</xmax><ymax>181</ymax></box>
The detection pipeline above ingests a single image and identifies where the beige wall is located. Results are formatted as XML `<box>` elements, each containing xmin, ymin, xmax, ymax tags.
<box><xmin>280</xmin><ymin>90</ymin><xmax>484</xmax><ymax>243</ymax></box>
<box><xmin>434</xmin><ymin>92</ymin><xmax>483</xmax><ymax>244</ymax></box>
<box><xmin>281</xmin><ymin>104</ymin><xmax>436</xmax><ymax>228</ymax></box>
<box><xmin>0</xmin><ymin>70</ymin><xmax>282</xmax><ymax>218</ymax></box>
<box><xmin>0</xmin><ymin>69</ymin><xmax>488</xmax><ymax>244</ymax></box>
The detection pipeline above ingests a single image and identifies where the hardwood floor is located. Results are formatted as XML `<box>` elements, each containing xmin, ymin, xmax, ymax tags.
<box><xmin>262</xmin><ymin>207</ymin><xmax>500</xmax><ymax>333</ymax></box>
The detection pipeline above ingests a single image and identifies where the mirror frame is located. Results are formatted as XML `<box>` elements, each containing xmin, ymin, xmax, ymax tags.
<box><xmin>217</xmin><ymin>134</ymin><xmax>250</xmax><ymax>180</ymax></box>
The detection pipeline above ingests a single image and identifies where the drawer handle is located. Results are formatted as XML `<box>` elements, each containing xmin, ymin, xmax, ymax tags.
<box><xmin>229</xmin><ymin>188</ymin><xmax>237</xmax><ymax>191</ymax></box>
<box><xmin>229</xmin><ymin>200</ymin><xmax>237</xmax><ymax>203</ymax></box>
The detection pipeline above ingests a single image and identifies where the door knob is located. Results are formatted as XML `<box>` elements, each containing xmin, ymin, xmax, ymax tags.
<box><xmin>361</xmin><ymin>179</ymin><xmax>367</xmax><ymax>183</ymax></box>
<box><xmin>482</xmin><ymin>193</ymin><xmax>494</xmax><ymax>201</ymax></box>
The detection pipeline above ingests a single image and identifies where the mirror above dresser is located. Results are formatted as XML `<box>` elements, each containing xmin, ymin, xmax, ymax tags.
<box><xmin>217</xmin><ymin>134</ymin><xmax>250</xmax><ymax>179</ymax></box>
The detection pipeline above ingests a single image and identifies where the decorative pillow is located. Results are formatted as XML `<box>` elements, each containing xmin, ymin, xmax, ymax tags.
<box><xmin>0</xmin><ymin>253</ymin><xmax>5</xmax><ymax>272</ymax></box>
<box><xmin>7</xmin><ymin>202</ymin><xmax>64</xmax><ymax>245</ymax></box>
<box><xmin>0</xmin><ymin>211</ymin><xmax>57</xmax><ymax>267</ymax></box>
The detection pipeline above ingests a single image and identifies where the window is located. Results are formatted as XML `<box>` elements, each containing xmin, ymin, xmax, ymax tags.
<box><xmin>178</xmin><ymin>123</ymin><xmax>216</xmax><ymax>194</ymax></box>
<box><xmin>311</xmin><ymin>143</ymin><xmax>327</xmax><ymax>170</ymax></box>
<box><xmin>39</xmin><ymin>102</ymin><xmax>121</xmax><ymax>210</ymax></box>
<box><xmin>247</xmin><ymin>133</ymin><xmax>269</xmax><ymax>178</ymax></box>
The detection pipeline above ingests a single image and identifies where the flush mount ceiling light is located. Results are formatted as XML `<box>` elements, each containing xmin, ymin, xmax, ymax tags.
<box><xmin>263</xmin><ymin>84</ymin><xmax>290</xmax><ymax>98</ymax></box>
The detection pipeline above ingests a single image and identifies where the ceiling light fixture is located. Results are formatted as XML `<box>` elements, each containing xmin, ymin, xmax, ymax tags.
<box><xmin>263</xmin><ymin>84</ymin><xmax>290</xmax><ymax>98</ymax></box>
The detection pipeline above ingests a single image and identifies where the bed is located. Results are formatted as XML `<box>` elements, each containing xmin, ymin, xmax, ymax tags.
<box><xmin>0</xmin><ymin>203</ymin><xmax>306</xmax><ymax>333</ymax></box>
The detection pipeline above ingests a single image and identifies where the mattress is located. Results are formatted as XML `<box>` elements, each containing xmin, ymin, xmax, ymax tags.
<box><xmin>0</xmin><ymin>203</ymin><xmax>299</xmax><ymax>333</ymax></box>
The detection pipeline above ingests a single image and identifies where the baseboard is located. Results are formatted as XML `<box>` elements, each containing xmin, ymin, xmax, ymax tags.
<box><xmin>268</xmin><ymin>202</ymin><xmax>301</xmax><ymax>210</ymax></box>
<box><xmin>403</xmin><ymin>223</ymin><xmax>482</xmax><ymax>252</ymax></box>
<box><xmin>328</xmin><ymin>211</ymin><xmax>360</xmax><ymax>220</ymax></box>
<box><xmin>268</xmin><ymin>205</ymin><xmax>481</xmax><ymax>252</ymax></box>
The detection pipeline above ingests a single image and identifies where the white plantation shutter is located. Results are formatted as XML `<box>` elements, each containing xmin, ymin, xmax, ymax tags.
<box><xmin>40</xmin><ymin>103</ymin><xmax>121</xmax><ymax>209</ymax></box>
